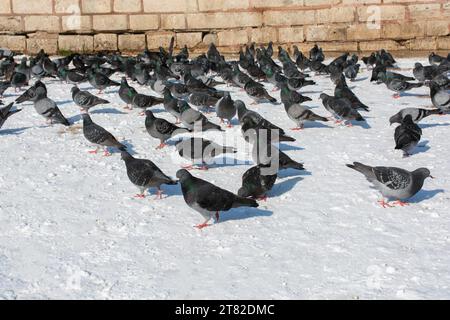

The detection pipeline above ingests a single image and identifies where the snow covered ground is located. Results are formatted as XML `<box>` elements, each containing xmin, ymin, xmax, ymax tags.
<box><xmin>1</xmin><ymin>58</ymin><xmax>450</xmax><ymax>300</ymax></box>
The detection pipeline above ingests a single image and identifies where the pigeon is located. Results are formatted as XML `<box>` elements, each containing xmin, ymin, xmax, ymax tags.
<box><xmin>179</xmin><ymin>100</ymin><xmax>223</xmax><ymax>132</ymax></box>
<box><xmin>15</xmin><ymin>80</ymin><xmax>47</xmax><ymax>104</ymax></box>
<box><xmin>429</xmin><ymin>52</ymin><xmax>448</xmax><ymax>66</ymax></box>
<box><xmin>81</xmin><ymin>113</ymin><xmax>125</xmax><ymax>156</ymax></box>
<box><xmin>241</xmin><ymin>112</ymin><xmax>295</xmax><ymax>143</ymax></box>
<box><xmin>319</xmin><ymin>93</ymin><xmax>365</xmax><ymax>126</ymax></box>
<box><xmin>235</xmin><ymin>100</ymin><xmax>286</xmax><ymax>135</ymax></box>
<box><xmin>429</xmin><ymin>81</ymin><xmax>450</xmax><ymax>112</ymax></box>
<box><xmin>71</xmin><ymin>86</ymin><xmax>109</xmax><ymax>112</ymax></box>
<box><xmin>244</xmin><ymin>80</ymin><xmax>277</xmax><ymax>104</ymax></box>
<box><xmin>120</xmin><ymin>150</ymin><xmax>177</xmax><ymax>199</ymax></box>
<box><xmin>162</xmin><ymin>87</ymin><xmax>184</xmax><ymax>122</ymax></box>
<box><xmin>0</xmin><ymin>103</ymin><xmax>21</xmax><ymax>129</ymax></box>
<box><xmin>118</xmin><ymin>77</ymin><xmax>138</xmax><ymax>109</ymax></box>
<box><xmin>57</xmin><ymin>67</ymin><xmax>86</xmax><ymax>84</ymax></box>
<box><xmin>252</xmin><ymin>142</ymin><xmax>304</xmax><ymax>172</ymax></box>
<box><xmin>334</xmin><ymin>75</ymin><xmax>370</xmax><ymax>111</ymax></box>
<box><xmin>176</xmin><ymin>169</ymin><xmax>259</xmax><ymax>229</ymax></box>
<box><xmin>378</xmin><ymin>73</ymin><xmax>423</xmax><ymax>99</ymax></box>
<box><xmin>32</xmin><ymin>89</ymin><xmax>70</xmax><ymax>126</ymax></box>
<box><xmin>389</xmin><ymin>107</ymin><xmax>442</xmax><ymax>125</ymax></box>
<box><xmin>394</xmin><ymin>115</ymin><xmax>422</xmax><ymax>157</ymax></box>
<box><xmin>145</xmin><ymin>110</ymin><xmax>191</xmax><ymax>149</ymax></box>
<box><xmin>87</xmin><ymin>68</ymin><xmax>119</xmax><ymax>94</ymax></box>
<box><xmin>10</xmin><ymin>72</ymin><xmax>28</xmax><ymax>91</ymax></box>
<box><xmin>237</xmin><ymin>164</ymin><xmax>277</xmax><ymax>201</ymax></box>
<box><xmin>188</xmin><ymin>92</ymin><xmax>220</xmax><ymax>111</ymax></box>
<box><xmin>309</xmin><ymin>44</ymin><xmax>325</xmax><ymax>62</ymax></box>
<box><xmin>344</xmin><ymin>63</ymin><xmax>360</xmax><ymax>81</ymax></box>
<box><xmin>215</xmin><ymin>92</ymin><xmax>236</xmax><ymax>127</ymax></box>
<box><xmin>283</xmin><ymin>102</ymin><xmax>328</xmax><ymax>130</ymax></box>
<box><xmin>175</xmin><ymin>137</ymin><xmax>237</xmax><ymax>170</ymax></box>
<box><xmin>280</xmin><ymin>83</ymin><xmax>312</xmax><ymax>106</ymax></box>
<box><xmin>131</xmin><ymin>93</ymin><xmax>164</xmax><ymax>112</ymax></box>
<box><xmin>413</xmin><ymin>62</ymin><xmax>438</xmax><ymax>82</ymax></box>
<box><xmin>346</xmin><ymin>162</ymin><xmax>433</xmax><ymax>207</ymax></box>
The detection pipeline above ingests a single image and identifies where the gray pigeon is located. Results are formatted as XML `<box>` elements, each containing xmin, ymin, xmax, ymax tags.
<box><xmin>241</xmin><ymin>114</ymin><xmax>295</xmax><ymax>143</ymax></box>
<box><xmin>244</xmin><ymin>80</ymin><xmax>277</xmax><ymax>104</ymax></box>
<box><xmin>389</xmin><ymin>107</ymin><xmax>442</xmax><ymax>125</ymax></box>
<box><xmin>188</xmin><ymin>92</ymin><xmax>220</xmax><ymax>112</ymax></box>
<box><xmin>71</xmin><ymin>86</ymin><xmax>109</xmax><ymax>112</ymax></box>
<box><xmin>252</xmin><ymin>141</ymin><xmax>304</xmax><ymax>173</ymax></box>
<box><xmin>81</xmin><ymin>113</ymin><xmax>125</xmax><ymax>156</ymax></box>
<box><xmin>32</xmin><ymin>89</ymin><xmax>70</xmax><ymax>126</ymax></box>
<box><xmin>131</xmin><ymin>93</ymin><xmax>164</xmax><ymax>113</ymax></box>
<box><xmin>179</xmin><ymin>100</ymin><xmax>223</xmax><ymax>132</ymax></box>
<box><xmin>120</xmin><ymin>150</ymin><xmax>177</xmax><ymax>199</ymax></box>
<box><xmin>145</xmin><ymin>110</ymin><xmax>191</xmax><ymax>149</ymax></box>
<box><xmin>0</xmin><ymin>103</ymin><xmax>21</xmax><ymax>129</ymax></box>
<box><xmin>175</xmin><ymin>137</ymin><xmax>237</xmax><ymax>170</ymax></box>
<box><xmin>394</xmin><ymin>115</ymin><xmax>422</xmax><ymax>157</ymax></box>
<box><xmin>87</xmin><ymin>69</ymin><xmax>119</xmax><ymax>94</ymax></box>
<box><xmin>319</xmin><ymin>93</ymin><xmax>364</xmax><ymax>126</ymax></box>
<box><xmin>215</xmin><ymin>92</ymin><xmax>236</xmax><ymax>127</ymax></box>
<box><xmin>284</xmin><ymin>102</ymin><xmax>328</xmax><ymax>130</ymax></box>
<box><xmin>346</xmin><ymin>162</ymin><xmax>433</xmax><ymax>207</ymax></box>
<box><xmin>235</xmin><ymin>100</ymin><xmax>286</xmax><ymax>135</ymax></box>
<box><xmin>237</xmin><ymin>164</ymin><xmax>277</xmax><ymax>201</ymax></box>
<box><xmin>378</xmin><ymin>73</ymin><xmax>423</xmax><ymax>98</ymax></box>
<box><xmin>176</xmin><ymin>169</ymin><xmax>259</xmax><ymax>229</ymax></box>
<box><xmin>429</xmin><ymin>81</ymin><xmax>450</xmax><ymax>112</ymax></box>
<box><xmin>15</xmin><ymin>80</ymin><xmax>47</xmax><ymax>104</ymax></box>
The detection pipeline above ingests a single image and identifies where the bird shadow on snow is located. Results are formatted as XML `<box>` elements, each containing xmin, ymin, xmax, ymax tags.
<box><xmin>219</xmin><ymin>207</ymin><xmax>273</xmax><ymax>223</ymax></box>
<box><xmin>91</xmin><ymin>108</ymin><xmax>127</xmax><ymax>115</ymax></box>
<box><xmin>279</xmin><ymin>144</ymin><xmax>304</xmax><ymax>152</ymax></box>
<box><xmin>412</xmin><ymin>140</ymin><xmax>431</xmax><ymax>155</ymax></box>
<box><xmin>269</xmin><ymin>176</ymin><xmax>304</xmax><ymax>197</ymax></box>
<box><xmin>408</xmin><ymin>189</ymin><xmax>445</xmax><ymax>203</ymax></box>
<box><xmin>57</xmin><ymin>100</ymin><xmax>74</xmax><ymax>106</ymax></box>
<box><xmin>277</xmin><ymin>168</ymin><xmax>312</xmax><ymax>179</ymax></box>
<box><xmin>0</xmin><ymin>126</ymin><xmax>31</xmax><ymax>135</ymax></box>
<box><xmin>419</xmin><ymin>122</ymin><xmax>450</xmax><ymax>129</ymax></box>
<box><xmin>351</xmin><ymin>121</ymin><xmax>371</xmax><ymax>129</ymax></box>
<box><xmin>302</xmin><ymin>121</ymin><xmax>333</xmax><ymax>129</ymax></box>
<box><xmin>351</xmin><ymin>77</ymin><xmax>369</xmax><ymax>82</ymax></box>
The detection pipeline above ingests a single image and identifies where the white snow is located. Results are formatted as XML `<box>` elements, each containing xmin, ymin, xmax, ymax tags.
<box><xmin>1</xmin><ymin>58</ymin><xmax>450</xmax><ymax>299</ymax></box>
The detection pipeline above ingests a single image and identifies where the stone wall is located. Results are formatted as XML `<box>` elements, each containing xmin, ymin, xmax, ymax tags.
<box><xmin>0</xmin><ymin>0</ymin><xmax>449</xmax><ymax>55</ymax></box>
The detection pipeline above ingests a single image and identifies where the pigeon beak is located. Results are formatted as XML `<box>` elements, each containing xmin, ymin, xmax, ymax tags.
<box><xmin>429</xmin><ymin>175</ymin><xmax>435</xmax><ymax>179</ymax></box>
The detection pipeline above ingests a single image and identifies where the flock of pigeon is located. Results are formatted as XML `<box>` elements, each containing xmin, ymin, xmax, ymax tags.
<box><xmin>1</xmin><ymin>41</ymin><xmax>449</xmax><ymax>227</ymax></box>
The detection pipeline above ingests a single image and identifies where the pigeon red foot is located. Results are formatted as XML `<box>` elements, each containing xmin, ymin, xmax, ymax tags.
<box><xmin>378</xmin><ymin>200</ymin><xmax>393</xmax><ymax>208</ymax></box>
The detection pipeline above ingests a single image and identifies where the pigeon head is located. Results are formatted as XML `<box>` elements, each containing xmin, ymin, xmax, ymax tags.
<box><xmin>145</xmin><ymin>110</ymin><xmax>155</xmax><ymax>118</ymax></box>
<box><xmin>318</xmin><ymin>93</ymin><xmax>329</xmax><ymax>100</ymax></box>
<box><xmin>389</xmin><ymin>113</ymin><xmax>402</xmax><ymax>126</ymax></box>
<box><xmin>80</xmin><ymin>113</ymin><xmax>92</xmax><ymax>121</ymax></box>
<box><xmin>414</xmin><ymin>62</ymin><xmax>423</xmax><ymax>69</ymax></box>
<box><xmin>234</xmin><ymin>100</ymin><xmax>247</xmax><ymax>114</ymax></box>
<box><xmin>413</xmin><ymin>168</ymin><xmax>434</xmax><ymax>180</ymax></box>
<box><xmin>176</xmin><ymin>169</ymin><xmax>192</xmax><ymax>181</ymax></box>
<box><xmin>237</xmin><ymin>186</ymin><xmax>250</xmax><ymax>198</ymax></box>
<box><xmin>402</xmin><ymin>114</ymin><xmax>414</xmax><ymax>124</ymax></box>
<box><xmin>71</xmin><ymin>86</ymin><xmax>79</xmax><ymax>94</ymax></box>
<box><xmin>120</xmin><ymin>150</ymin><xmax>133</xmax><ymax>162</ymax></box>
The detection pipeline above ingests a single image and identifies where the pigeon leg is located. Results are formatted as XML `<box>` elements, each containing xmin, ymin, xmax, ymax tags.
<box><xmin>392</xmin><ymin>200</ymin><xmax>409</xmax><ymax>207</ymax></box>
<box><xmin>134</xmin><ymin>194</ymin><xmax>145</xmax><ymax>199</ymax></box>
<box><xmin>256</xmin><ymin>195</ymin><xmax>268</xmax><ymax>202</ymax></box>
<box><xmin>88</xmin><ymin>147</ymin><xmax>99</xmax><ymax>154</ymax></box>
<box><xmin>219</xmin><ymin>118</ymin><xmax>224</xmax><ymax>124</ymax></box>
<box><xmin>215</xmin><ymin>212</ymin><xmax>220</xmax><ymax>222</ymax></box>
<box><xmin>227</xmin><ymin>122</ymin><xmax>233</xmax><ymax>128</ymax></box>
<box><xmin>345</xmin><ymin>121</ymin><xmax>353</xmax><ymax>127</ymax></box>
<box><xmin>154</xmin><ymin>188</ymin><xmax>164</xmax><ymax>200</ymax></box>
<box><xmin>182</xmin><ymin>165</ymin><xmax>194</xmax><ymax>170</ymax></box>
<box><xmin>198</xmin><ymin>165</ymin><xmax>209</xmax><ymax>171</ymax></box>
<box><xmin>378</xmin><ymin>199</ymin><xmax>393</xmax><ymax>208</ymax></box>
<box><xmin>195</xmin><ymin>220</ymin><xmax>212</xmax><ymax>229</ymax></box>
<box><xmin>156</xmin><ymin>142</ymin><xmax>167</xmax><ymax>149</ymax></box>
<box><xmin>123</xmin><ymin>105</ymin><xmax>131</xmax><ymax>110</ymax></box>
<box><xmin>393</xmin><ymin>93</ymin><xmax>401</xmax><ymax>99</ymax></box>
<box><xmin>98</xmin><ymin>90</ymin><xmax>103</xmax><ymax>95</ymax></box>
<box><xmin>103</xmin><ymin>147</ymin><xmax>112</xmax><ymax>157</ymax></box>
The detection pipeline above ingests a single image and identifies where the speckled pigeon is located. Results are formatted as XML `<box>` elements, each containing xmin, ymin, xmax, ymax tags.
<box><xmin>71</xmin><ymin>86</ymin><xmax>109</xmax><ymax>112</ymax></box>
<box><xmin>346</xmin><ymin>162</ymin><xmax>433</xmax><ymax>207</ymax></box>
<box><xmin>394</xmin><ymin>115</ymin><xmax>422</xmax><ymax>157</ymax></box>
<box><xmin>145</xmin><ymin>110</ymin><xmax>190</xmax><ymax>149</ymax></box>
